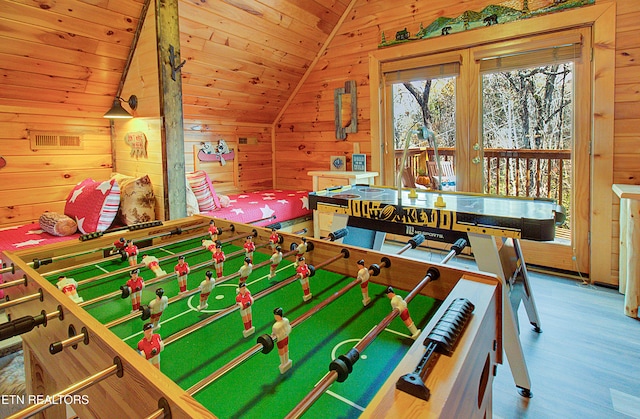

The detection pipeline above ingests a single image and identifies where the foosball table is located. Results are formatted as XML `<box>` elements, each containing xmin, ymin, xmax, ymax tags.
<box><xmin>0</xmin><ymin>216</ymin><xmax>502</xmax><ymax>418</ymax></box>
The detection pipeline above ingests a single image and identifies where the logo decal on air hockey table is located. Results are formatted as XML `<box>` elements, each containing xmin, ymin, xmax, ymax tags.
<box><xmin>346</xmin><ymin>200</ymin><xmax>454</xmax><ymax>230</ymax></box>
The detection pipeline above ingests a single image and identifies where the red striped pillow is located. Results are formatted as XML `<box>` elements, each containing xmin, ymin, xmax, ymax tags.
<box><xmin>64</xmin><ymin>178</ymin><xmax>120</xmax><ymax>233</ymax></box>
<box><xmin>186</xmin><ymin>170</ymin><xmax>220</xmax><ymax>212</ymax></box>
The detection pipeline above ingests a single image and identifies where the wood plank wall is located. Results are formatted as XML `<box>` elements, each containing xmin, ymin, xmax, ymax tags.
<box><xmin>184</xmin><ymin>122</ymin><xmax>272</xmax><ymax>194</ymax></box>
<box><xmin>612</xmin><ymin>0</ymin><xmax>640</xmax><ymax>282</ymax></box>
<box><xmin>275</xmin><ymin>0</ymin><xmax>638</xmax><ymax>284</ymax></box>
<box><xmin>114</xmin><ymin>1</ymin><xmax>164</xmax><ymax>220</ymax></box>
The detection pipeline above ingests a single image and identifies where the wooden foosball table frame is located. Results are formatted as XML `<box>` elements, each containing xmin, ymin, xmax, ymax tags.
<box><xmin>1</xmin><ymin>216</ymin><xmax>502</xmax><ymax>419</ymax></box>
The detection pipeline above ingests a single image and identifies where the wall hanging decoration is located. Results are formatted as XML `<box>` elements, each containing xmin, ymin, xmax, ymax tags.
<box><xmin>124</xmin><ymin>131</ymin><xmax>148</xmax><ymax>158</ymax></box>
<box><xmin>197</xmin><ymin>139</ymin><xmax>235</xmax><ymax>166</ymax></box>
<box><xmin>379</xmin><ymin>0</ymin><xmax>595</xmax><ymax>48</ymax></box>
<box><xmin>334</xmin><ymin>80</ymin><xmax>357</xmax><ymax>140</ymax></box>
<box><xmin>330</xmin><ymin>155</ymin><xmax>346</xmax><ymax>171</ymax></box>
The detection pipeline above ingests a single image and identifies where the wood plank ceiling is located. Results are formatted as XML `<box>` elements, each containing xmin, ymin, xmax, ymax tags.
<box><xmin>0</xmin><ymin>0</ymin><xmax>351</xmax><ymax>125</ymax></box>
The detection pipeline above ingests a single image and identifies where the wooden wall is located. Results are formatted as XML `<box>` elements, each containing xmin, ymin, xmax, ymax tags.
<box><xmin>114</xmin><ymin>1</ymin><xmax>165</xmax><ymax>220</ymax></box>
<box><xmin>184</xmin><ymin>122</ymin><xmax>272</xmax><ymax>194</ymax></box>
<box><xmin>275</xmin><ymin>0</ymin><xmax>638</xmax><ymax>284</ymax></box>
<box><xmin>0</xmin><ymin>91</ymin><xmax>113</xmax><ymax>229</ymax></box>
<box><xmin>612</xmin><ymin>0</ymin><xmax>640</xmax><ymax>282</ymax></box>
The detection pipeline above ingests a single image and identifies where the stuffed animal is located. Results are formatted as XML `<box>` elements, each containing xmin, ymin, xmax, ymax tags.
<box><xmin>216</xmin><ymin>139</ymin><xmax>230</xmax><ymax>165</ymax></box>
<box><xmin>200</xmin><ymin>142</ymin><xmax>215</xmax><ymax>154</ymax></box>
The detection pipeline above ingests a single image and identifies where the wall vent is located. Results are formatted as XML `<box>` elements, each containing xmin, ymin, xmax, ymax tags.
<box><xmin>29</xmin><ymin>131</ymin><xmax>83</xmax><ymax>150</ymax></box>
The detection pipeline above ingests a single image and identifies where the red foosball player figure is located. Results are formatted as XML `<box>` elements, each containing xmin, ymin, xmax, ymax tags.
<box><xmin>238</xmin><ymin>257</ymin><xmax>253</xmax><ymax>283</ymax></box>
<box><xmin>236</xmin><ymin>282</ymin><xmax>255</xmax><ymax>337</ymax></box>
<box><xmin>142</xmin><ymin>254</ymin><xmax>167</xmax><ymax>277</ymax></box>
<box><xmin>148</xmin><ymin>288</ymin><xmax>169</xmax><ymax>330</ymax></box>
<box><xmin>243</xmin><ymin>236</ymin><xmax>256</xmax><ymax>263</ymax></box>
<box><xmin>295</xmin><ymin>237</ymin><xmax>308</xmax><ymax>267</ymax></box>
<box><xmin>269</xmin><ymin>245</ymin><xmax>283</xmax><ymax>279</ymax></box>
<box><xmin>111</xmin><ymin>237</ymin><xmax>126</xmax><ymax>257</ymax></box>
<box><xmin>213</xmin><ymin>242</ymin><xmax>226</xmax><ymax>278</ymax></box>
<box><xmin>174</xmin><ymin>255</ymin><xmax>190</xmax><ymax>293</ymax></box>
<box><xmin>56</xmin><ymin>275</ymin><xmax>83</xmax><ymax>303</ymax></box>
<box><xmin>138</xmin><ymin>323</ymin><xmax>164</xmax><ymax>369</ymax></box>
<box><xmin>295</xmin><ymin>257</ymin><xmax>312</xmax><ymax>302</ymax></box>
<box><xmin>121</xmin><ymin>268</ymin><xmax>145</xmax><ymax>312</ymax></box>
<box><xmin>124</xmin><ymin>240</ymin><xmax>139</xmax><ymax>266</ymax></box>
<box><xmin>208</xmin><ymin>219</ymin><xmax>221</xmax><ymax>242</ymax></box>
<box><xmin>385</xmin><ymin>287</ymin><xmax>421</xmax><ymax>340</ymax></box>
<box><xmin>272</xmin><ymin>307</ymin><xmax>292</xmax><ymax>374</ymax></box>
<box><xmin>197</xmin><ymin>270</ymin><xmax>215</xmax><ymax>311</ymax></box>
<box><xmin>356</xmin><ymin>259</ymin><xmax>371</xmax><ymax>306</ymax></box>
<box><xmin>269</xmin><ymin>228</ymin><xmax>280</xmax><ymax>250</ymax></box>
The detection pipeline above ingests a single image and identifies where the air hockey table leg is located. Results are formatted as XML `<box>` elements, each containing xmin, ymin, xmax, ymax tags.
<box><xmin>467</xmin><ymin>232</ymin><xmax>534</xmax><ymax>397</ymax></box>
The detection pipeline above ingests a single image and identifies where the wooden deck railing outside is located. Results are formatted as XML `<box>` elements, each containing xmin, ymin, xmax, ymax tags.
<box><xmin>395</xmin><ymin>147</ymin><xmax>571</xmax><ymax>209</ymax></box>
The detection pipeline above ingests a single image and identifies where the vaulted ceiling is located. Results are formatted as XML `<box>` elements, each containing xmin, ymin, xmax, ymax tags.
<box><xmin>0</xmin><ymin>0</ymin><xmax>351</xmax><ymax>125</ymax></box>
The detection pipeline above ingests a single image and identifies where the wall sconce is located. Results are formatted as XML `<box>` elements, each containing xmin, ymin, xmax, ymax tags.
<box><xmin>103</xmin><ymin>95</ymin><xmax>138</xmax><ymax>119</ymax></box>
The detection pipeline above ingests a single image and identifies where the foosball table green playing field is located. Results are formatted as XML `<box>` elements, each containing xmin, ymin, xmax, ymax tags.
<box><xmin>0</xmin><ymin>216</ymin><xmax>502</xmax><ymax>419</ymax></box>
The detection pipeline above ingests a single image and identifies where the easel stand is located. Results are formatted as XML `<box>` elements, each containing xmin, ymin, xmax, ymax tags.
<box><xmin>468</xmin><ymin>233</ymin><xmax>541</xmax><ymax>397</ymax></box>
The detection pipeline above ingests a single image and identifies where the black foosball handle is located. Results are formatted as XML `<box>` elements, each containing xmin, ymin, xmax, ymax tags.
<box><xmin>395</xmin><ymin>298</ymin><xmax>475</xmax><ymax>401</ymax></box>
<box><xmin>0</xmin><ymin>311</ymin><xmax>48</xmax><ymax>341</ymax></box>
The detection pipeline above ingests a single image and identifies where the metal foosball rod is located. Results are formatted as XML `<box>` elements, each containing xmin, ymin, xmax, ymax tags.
<box><xmin>73</xmin><ymin>229</ymin><xmax>249</xmax><ymax>288</ymax></box>
<box><xmin>186</xmin><ymin>256</ymin><xmax>387</xmax><ymax>396</ymax></box>
<box><xmin>163</xmin><ymin>248</ymin><xmax>350</xmax><ymax>347</ymax></box>
<box><xmin>30</xmin><ymin>221</ymin><xmax>214</xmax><ymax>270</ymax></box>
<box><xmin>5</xmin><ymin>357</ymin><xmax>124</xmax><ymax>419</ymax></box>
<box><xmin>0</xmin><ymin>275</ymin><xmax>27</xmax><ymax>290</ymax></box>
<box><xmin>43</xmin><ymin>222</ymin><xmax>235</xmax><ymax>277</ymax></box>
<box><xmin>77</xmin><ymin>230</ymin><xmax>255</xmax><ymax>308</ymax></box>
<box><xmin>284</xmin><ymin>239</ymin><xmax>468</xmax><ymax>419</ymax></box>
<box><xmin>396</xmin><ymin>234</ymin><xmax>425</xmax><ymax>255</ymax></box>
<box><xmin>105</xmin><ymin>242</ymin><xmax>298</xmax><ymax>329</ymax></box>
<box><xmin>0</xmin><ymin>288</ymin><xmax>43</xmax><ymax>311</ymax></box>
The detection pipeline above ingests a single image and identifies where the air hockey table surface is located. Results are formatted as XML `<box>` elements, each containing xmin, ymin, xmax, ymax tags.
<box><xmin>309</xmin><ymin>184</ymin><xmax>565</xmax><ymax>242</ymax></box>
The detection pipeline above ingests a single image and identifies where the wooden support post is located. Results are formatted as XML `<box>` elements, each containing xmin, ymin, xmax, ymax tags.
<box><xmin>156</xmin><ymin>0</ymin><xmax>186</xmax><ymax>220</ymax></box>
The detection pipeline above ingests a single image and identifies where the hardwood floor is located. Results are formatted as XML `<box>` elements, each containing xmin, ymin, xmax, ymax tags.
<box><xmin>383</xmin><ymin>242</ymin><xmax>640</xmax><ymax>419</ymax></box>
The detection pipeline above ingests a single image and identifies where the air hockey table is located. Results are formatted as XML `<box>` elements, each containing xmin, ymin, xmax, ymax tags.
<box><xmin>310</xmin><ymin>184</ymin><xmax>566</xmax><ymax>397</ymax></box>
<box><xmin>0</xmin><ymin>216</ymin><xmax>503</xmax><ymax>418</ymax></box>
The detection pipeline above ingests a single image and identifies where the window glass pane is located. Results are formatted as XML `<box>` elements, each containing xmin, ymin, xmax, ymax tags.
<box><xmin>482</xmin><ymin>62</ymin><xmax>573</xmax><ymax>231</ymax></box>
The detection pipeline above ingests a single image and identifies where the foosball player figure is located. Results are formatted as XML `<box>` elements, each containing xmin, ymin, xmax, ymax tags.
<box><xmin>142</xmin><ymin>254</ymin><xmax>167</xmax><ymax>277</ymax></box>
<box><xmin>269</xmin><ymin>228</ymin><xmax>280</xmax><ymax>250</ymax></box>
<box><xmin>56</xmin><ymin>275</ymin><xmax>83</xmax><ymax>303</ymax></box>
<box><xmin>147</xmin><ymin>288</ymin><xmax>169</xmax><ymax>330</ymax></box>
<box><xmin>295</xmin><ymin>237</ymin><xmax>308</xmax><ymax>267</ymax></box>
<box><xmin>121</xmin><ymin>268</ymin><xmax>145</xmax><ymax>312</ymax></box>
<box><xmin>385</xmin><ymin>287</ymin><xmax>421</xmax><ymax>340</ymax></box>
<box><xmin>202</xmin><ymin>239</ymin><xmax>216</xmax><ymax>253</ymax></box>
<box><xmin>238</xmin><ymin>257</ymin><xmax>253</xmax><ymax>283</ymax></box>
<box><xmin>295</xmin><ymin>256</ymin><xmax>312</xmax><ymax>302</ymax></box>
<box><xmin>269</xmin><ymin>245</ymin><xmax>283</xmax><ymax>279</ymax></box>
<box><xmin>138</xmin><ymin>323</ymin><xmax>164</xmax><ymax>369</ymax></box>
<box><xmin>197</xmin><ymin>270</ymin><xmax>215</xmax><ymax>311</ymax></box>
<box><xmin>124</xmin><ymin>240</ymin><xmax>139</xmax><ymax>266</ymax></box>
<box><xmin>213</xmin><ymin>242</ymin><xmax>225</xmax><ymax>278</ymax></box>
<box><xmin>174</xmin><ymin>255</ymin><xmax>190</xmax><ymax>293</ymax></box>
<box><xmin>243</xmin><ymin>235</ymin><xmax>256</xmax><ymax>263</ymax></box>
<box><xmin>236</xmin><ymin>282</ymin><xmax>255</xmax><ymax>337</ymax></box>
<box><xmin>208</xmin><ymin>219</ymin><xmax>221</xmax><ymax>242</ymax></box>
<box><xmin>357</xmin><ymin>259</ymin><xmax>371</xmax><ymax>306</ymax></box>
<box><xmin>110</xmin><ymin>237</ymin><xmax>126</xmax><ymax>258</ymax></box>
<box><xmin>272</xmin><ymin>307</ymin><xmax>292</xmax><ymax>374</ymax></box>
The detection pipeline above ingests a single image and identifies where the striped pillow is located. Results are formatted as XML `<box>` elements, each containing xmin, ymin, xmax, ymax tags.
<box><xmin>64</xmin><ymin>178</ymin><xmax>120</xmax><ymax>234</ymax></box>
<box><xmin>186</xmin><ymin>170</ymin><xmax>220</xmax><ymax>212</ymax></box>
